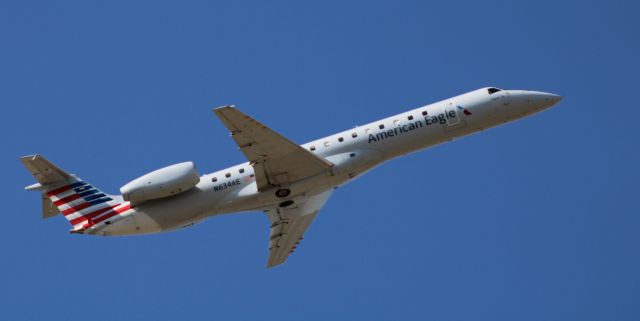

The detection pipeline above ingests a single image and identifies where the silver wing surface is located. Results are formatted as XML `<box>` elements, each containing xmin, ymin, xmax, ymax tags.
<box><xmin>264</xmin><ymin>190</ymin><xmax>333</xmax><ymax>267</ymax></box>
<box><xmin>213</xmin><ymin>106</ymin><xmax>333</xmax><ymax>191</ymax></box>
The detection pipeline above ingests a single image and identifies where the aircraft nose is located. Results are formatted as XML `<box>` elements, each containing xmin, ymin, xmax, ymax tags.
<box><xmin>544</xmin><ymin>92</ymin><xmax>563</xmax><ymax>105</ymax></box>
<box><xmin>526</xmin><ymin>91</ymin><xmax>563</xmax><ymax>108</ymax></box>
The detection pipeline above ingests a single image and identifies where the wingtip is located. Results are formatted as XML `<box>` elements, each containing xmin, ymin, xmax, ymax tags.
<box><xmin>266</xmin><ymin>262</ymin><xmax>282</xmax><ymax>269</ymax></box>
<box><xmin>212</xmin><ymin>105</ymin><xmax>235</xmax><ymax>113</ymax></box>
<box><xmin>19</xmin><ymin>154</ymin><xmax>39</xmax><ymax>160</ymax></box>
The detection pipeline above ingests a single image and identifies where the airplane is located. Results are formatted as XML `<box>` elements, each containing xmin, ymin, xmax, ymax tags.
<box><xmin>20</xmin><ymin>87</ymin><xmax>562</xmax><ymax>267</ymax></box>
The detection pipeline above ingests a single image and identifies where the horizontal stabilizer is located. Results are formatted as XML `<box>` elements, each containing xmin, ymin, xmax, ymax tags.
<box><xmin>41</xmin><ymin>193</ymin><xmax>60</xmax><ymax>219</ymax></box>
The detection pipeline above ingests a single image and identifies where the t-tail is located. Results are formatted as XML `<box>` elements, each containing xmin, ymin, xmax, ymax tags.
<box><xmin>20</xmin><ymin>155</ymin><xmax>130</xmax><ymax>233</ymax></box>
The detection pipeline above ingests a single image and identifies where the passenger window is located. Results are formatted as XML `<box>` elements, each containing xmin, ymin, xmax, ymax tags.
<box><xmin>379</xmin><ymin>124</ymin><xmax>385</xmax><ymax>129</ymax></box>
<box><xmin>408</xmin><ymin>115</ymin><xmax>413</xmax><ymax>120</ymax></box>
<box><xmin>338</xmin><ymin>137</ymin><xmax>344</xmax><ymax>142</ymax></box>
<box><xmin>351</xmin><ymin>132</ymin><xmax>357</xmax><ymax>138</ymax></box>
<box><xmin>225</xmin><ymin>173</ymin><xmax>231</xmax><ymax>178</ymax></box>
<box><xmin>239</xmin><ymin>168</ymin><xmax>245</xmax><ymax>174</ymax></box>
<box><xmin>212</xmin><ymin>177</ymin><xmax>218</xmax><ymax>182</ymax></box>
<box><xmin>422</xmin><ymin>111</ymin><xmax>428</xmax><ymax>116</ymax></box>
<box><xmin>349</xmin><ymin>153</ymin><xmax>356</xmax><ymax>157</ymax></box>
<box><xmin>310</xmin><ymin>146</ymin><xmax>316</xmax><ymax>151</ymax></box>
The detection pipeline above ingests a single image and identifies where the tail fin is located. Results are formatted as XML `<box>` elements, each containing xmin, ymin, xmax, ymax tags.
<box><xmin>20</xmin><ymin>155</ymin><xmax>127</xmax><ymax>232</ymax></box>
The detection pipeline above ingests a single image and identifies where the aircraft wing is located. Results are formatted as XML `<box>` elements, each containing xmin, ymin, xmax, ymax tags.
<box><xmin>213</xmin><ymin>106</ymin><xmax>333</xmax><ymax>191</ymax></box>
<box><xmin>264</xmin><ymin>190</ymin><xmax>332</xmax><ymax>267</ymax></box>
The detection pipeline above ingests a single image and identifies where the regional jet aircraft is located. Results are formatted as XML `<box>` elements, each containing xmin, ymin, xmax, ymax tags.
<box><xmin>20</xmin><ymin>87</ymin><xmax>562</xmax><ymax>267</ymax></box>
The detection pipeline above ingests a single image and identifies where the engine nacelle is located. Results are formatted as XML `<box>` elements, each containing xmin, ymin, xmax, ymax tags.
<box><xmin>120</xmin><ymin>162</ymin><xmax>200</xmax><ymax>204</ymax></box>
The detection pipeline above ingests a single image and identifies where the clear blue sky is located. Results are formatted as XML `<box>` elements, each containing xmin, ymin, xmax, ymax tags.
<box><xmin>1</xmin><ymin>1</ymin><xmax>638</xmax><ymax>320</ymax></box>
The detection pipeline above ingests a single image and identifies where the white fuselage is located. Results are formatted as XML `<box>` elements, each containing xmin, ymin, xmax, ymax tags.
<box><xmin>86</xmin><ymin>88</ymin><xmax>561</xmax><ymax>236</ymax></box>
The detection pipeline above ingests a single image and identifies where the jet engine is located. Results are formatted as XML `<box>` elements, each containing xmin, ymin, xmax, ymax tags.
<box><xmin>120</xmin><ymin>162</ymin><xmax>200</xmax><ymax>204</ymax></box>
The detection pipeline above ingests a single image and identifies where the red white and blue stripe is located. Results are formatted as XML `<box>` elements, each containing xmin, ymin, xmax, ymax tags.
<box><xmin>46</xmin><ymin>180</ymin><xmax>131</xmax><ymax>232</ymax></box>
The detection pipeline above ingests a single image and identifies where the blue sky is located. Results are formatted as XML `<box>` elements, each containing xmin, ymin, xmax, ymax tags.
<box><xmin>1</xmin><ymin>1</ymin><xmax>639</xmax><ymax>320</ymax></box>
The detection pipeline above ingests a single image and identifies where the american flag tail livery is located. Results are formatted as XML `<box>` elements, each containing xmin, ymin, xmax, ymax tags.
<box><xmin>20</xmin><ymin>155</ymin><xmax>129</xmax><ymax>233</ymax></box>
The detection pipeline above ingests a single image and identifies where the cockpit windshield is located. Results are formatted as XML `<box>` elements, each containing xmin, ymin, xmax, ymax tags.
<box><xmin>487</xmin><ymin>87</ymin><xmax>502</xmax><ymax>94</ymax></box>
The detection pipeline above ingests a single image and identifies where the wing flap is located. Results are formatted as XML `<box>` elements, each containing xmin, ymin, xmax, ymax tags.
<box><xmin>264</xmin><ymin>190</ymin><xmax>333</xmax><ymax>267</ymax></box>
<box><xmin>267</xmin><ymin>209</ymin><xmax>318</xmax><ymax>267</ymax></box>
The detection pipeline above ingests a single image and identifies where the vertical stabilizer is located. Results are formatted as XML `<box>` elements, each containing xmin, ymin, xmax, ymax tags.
<box><xmin>20</xmin><ymin>155</ymin><xmax>126</xmax><ymax>231</ymax></box>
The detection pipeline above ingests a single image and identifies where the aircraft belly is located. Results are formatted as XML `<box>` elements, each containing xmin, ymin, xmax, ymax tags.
<box><xmin>132</xmin><ymin>187</ymin><xmax>217</xmax><ymax>231</ymax></box>
<box><xmin>143</xmin><ymin>204</ymin><xmax>206</xmax><ymax>231</ymax></box>
<box><xmin>133</xmin><ymin>178</ymin><xmax>265</xmax><ymax>230</ymax></box>
<box><xmin>88</xmin><ymin>210</ymin><xmax>162</xmax><ymax>236</ymax></box>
